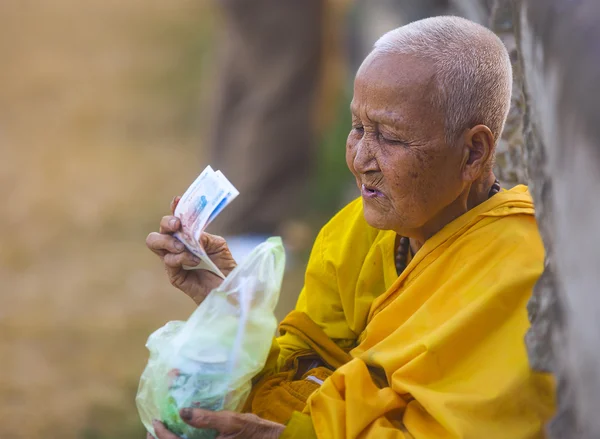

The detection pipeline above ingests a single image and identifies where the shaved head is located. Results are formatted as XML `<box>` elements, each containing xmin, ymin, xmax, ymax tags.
<box><xmin>369</xmin><ymin>16</ymin><xmax>513</xmax><ymax>146</ymax></box>
<box><xmin>347</xmin><ymin>16</ymin><xmax>508</xmax><ymax>243</ymax></box>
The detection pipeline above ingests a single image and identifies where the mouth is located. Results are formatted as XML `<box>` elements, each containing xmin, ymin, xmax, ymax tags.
<box><xmin>361</xmin><ymin>184</ymin><xmax>384</xmax><ymax>199</ymax></box>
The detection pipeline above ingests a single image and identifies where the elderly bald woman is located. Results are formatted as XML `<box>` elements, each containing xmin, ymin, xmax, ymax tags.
<box><xmin>146</xmin><ymin>16</ymin><xmax>555</xmax><ymax>439</ymax></box>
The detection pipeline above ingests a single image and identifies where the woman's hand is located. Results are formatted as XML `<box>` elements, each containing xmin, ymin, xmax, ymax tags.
<box><xmin>146</xmin><ymin>196</ymin><xmax>237</xmax><ymax>305</ymax></box>
<box><xmin>150</xmin><ymin>409</ymin><xmax>285</xmax><ymax>439</ymax></box>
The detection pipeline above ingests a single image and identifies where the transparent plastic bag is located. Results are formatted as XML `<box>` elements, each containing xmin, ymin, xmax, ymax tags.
<box><xmin>136</xmin><ymin>237</ymin><xmax>285</xmax><ymax>439</ymax></box>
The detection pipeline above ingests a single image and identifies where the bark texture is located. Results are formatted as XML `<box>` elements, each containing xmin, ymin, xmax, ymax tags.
<box><xmin>516</xmin><ymin>1</ymin><xmax>600</xmax><ymax>437</ymax></box>
<box><xmin>489</xmin><ymin>0</ymin><xmax>528</xmax><ymax>188</ymax></box>
<box><xmin>455</xmin><ymin>2</ymin><xmax>600</xmax><ymax>436</ymax></box>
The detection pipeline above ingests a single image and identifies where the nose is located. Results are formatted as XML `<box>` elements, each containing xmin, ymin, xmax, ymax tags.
<box><xmin>353</xmin><ymin>134</ymin><xmax>379</xmax><ymax>174</ymax></box>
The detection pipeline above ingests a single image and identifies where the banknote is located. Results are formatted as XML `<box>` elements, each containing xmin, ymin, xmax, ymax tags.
<box><xmin>174</xmin><ymin>166</ymin><xmax>239</xmax><ymax>278</ymax></box>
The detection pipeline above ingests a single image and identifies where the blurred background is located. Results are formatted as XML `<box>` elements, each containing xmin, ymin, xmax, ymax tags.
<box><xmin>0</xmin><ymin>1</ymin><xmax>488</xmax><ymax>438</ymax></box>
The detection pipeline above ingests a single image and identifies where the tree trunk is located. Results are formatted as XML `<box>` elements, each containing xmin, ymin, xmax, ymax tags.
<box><xmin>516</xmin><ymin>1</ymin><xmax>600</xmax><ymax>436</ymax></box>
<box><xmin>456</xmin><ymin>1</ymin><xmax>600</xmax><ymax>436</ymax></box>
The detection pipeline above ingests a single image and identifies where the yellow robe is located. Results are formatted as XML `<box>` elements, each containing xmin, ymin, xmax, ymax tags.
<box><xmin>277</xmin><ymin>186</ymin><xmax>555</xmax><ymax>438</ymax></box>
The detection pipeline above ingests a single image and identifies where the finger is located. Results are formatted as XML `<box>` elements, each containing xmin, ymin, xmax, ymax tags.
<box><xmin>159</xmin><ymin>215</ymin><xmax>181</xmax><ymax>234</ymax></box>
<box><xmin>164</xmin><ymin>251</ymin><xmax>201</xmax><ymax>269</ymax></box>
<box><xmin>180</xmin><ymin>409</ymin><xmax>241</xmax><ymax>433</ymax></box>
<box><xmin>170</xmin><ymin>195</ymin><xmax>182</xmax><ymax>215</ymax></box>
<box><xmin>152</xmin><ymin>420</ymin><xmax>180</xmax><ymax>439</ymax></box>
<box><xmin>199</xmin><ymin>232</ymin><xmax>227</xmax><ymax>255</ymax></box>
<box><xmin>146</xmin><ymin>232</ymin><xmax>186</xmax><ymax>255</ymax></box>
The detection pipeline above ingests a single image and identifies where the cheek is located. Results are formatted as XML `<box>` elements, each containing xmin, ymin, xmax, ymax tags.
<box><xmin>398</xmin><ymin>152</ymin><xmax>461</xmax><ymax>215</ymax></box>
<box><xmin>381</xmin><ymin>149</ymin><xmax>432</xmax><ymax>213</ymax></box>
<box><xmin>379</xmin><ymin>150</ymin><xmax>420</xmax><ymax>189</ymax></box>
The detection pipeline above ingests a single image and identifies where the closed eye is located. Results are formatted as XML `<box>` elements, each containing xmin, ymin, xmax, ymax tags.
<box><xmin>379</xmin><ymin>133</ymin><xmax>407</xmax><ymax>145</ymax></box>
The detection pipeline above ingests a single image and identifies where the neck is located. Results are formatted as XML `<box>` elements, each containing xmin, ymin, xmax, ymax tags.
<box><xmin>467</xmin><ymin>171</ymin><xmax>496</xmax><ymax>210</ymax></box>
<box><xmin>407</xmin><ymin>172</ymin><xmax>496</xmax><ymax>254</ymax></box>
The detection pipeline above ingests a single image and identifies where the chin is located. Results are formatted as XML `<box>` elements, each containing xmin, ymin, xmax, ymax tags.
<box><xmin>362</xmin><ymin>205</ymin><xmax>394</xmax><ymax>231</ymax></box>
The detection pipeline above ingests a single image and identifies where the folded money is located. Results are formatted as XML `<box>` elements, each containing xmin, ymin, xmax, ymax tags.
<box><xmin>174</xmin><ymin>166</ymin><xmax>239</xmax><ymax>278</ymax></box>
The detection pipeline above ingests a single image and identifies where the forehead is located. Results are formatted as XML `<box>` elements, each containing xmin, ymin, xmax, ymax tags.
<box><xmin>351</xmin><ymin>52</ymin><xmax>439</xmax><ymax>124</ymax></box>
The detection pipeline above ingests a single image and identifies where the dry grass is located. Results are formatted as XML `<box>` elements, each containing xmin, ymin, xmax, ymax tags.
<box><xmin>0</xmin><ymin>2</ymin><xmax>305</xmax><ymax>438</ymax></box>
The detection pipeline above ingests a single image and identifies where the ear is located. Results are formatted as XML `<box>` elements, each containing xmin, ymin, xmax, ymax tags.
<box><xmin>460</xmin><ymin>124</ymin><xmax>495</xmax><ymax>182</ymax></box>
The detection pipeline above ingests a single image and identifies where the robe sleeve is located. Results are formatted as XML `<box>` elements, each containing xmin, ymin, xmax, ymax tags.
<box><xmin>276</xmin><ymin>225</ymin><xmax>356</xmax><ymax>367</ymax></box>
<box><xmin>249</xmin><ymin>225</ymin><xmax>347</xmax><ymax>384</ymax></box>
<box><xmin>280</xmin><ymin>412</ymin><xmax>318</xmax><ymax>439</ymax></box>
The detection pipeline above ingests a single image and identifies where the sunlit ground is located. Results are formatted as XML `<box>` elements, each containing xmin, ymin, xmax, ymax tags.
<box><xmin>0</xmin><ymin>0</ymin><xmax>359</xmax><ymax>436</ymax></box>
<box><xmin>0</xmin><ymin>2</ymin><xmax>311</xmax><ymax>438</ymax></box>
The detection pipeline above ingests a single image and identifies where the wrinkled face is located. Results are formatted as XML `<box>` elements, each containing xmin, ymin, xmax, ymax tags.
<box><xmin>346</xmin><ymin>52</ymin><xmax>468</xmax><ymax>235</ymax></box>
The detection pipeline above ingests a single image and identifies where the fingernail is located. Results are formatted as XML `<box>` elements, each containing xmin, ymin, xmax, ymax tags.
<box><xmin>152</xmin><ymin>419</ymin><xmax>161</xmax><ymax>427</ymax></box>
<box><xmin>180</xmin><ymin>408</ymin><xmax>192</xmax><ymax>421</ymax></box>
<box><xmin>175</xmin><ymin>241</ymin><xmax>185</xmax><ymax>251</ymax></box>
<box><xmin>191</xmin><ymin>257</ymin><xmax>201</xmax><ymax>265</ymax></box>
<box><xmin>169</xmin><ymin>219</ymin><xmax>177</xmax><ymax>228</ymax></box>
